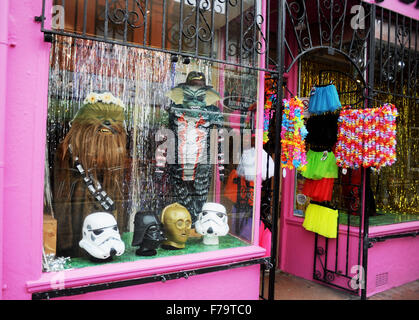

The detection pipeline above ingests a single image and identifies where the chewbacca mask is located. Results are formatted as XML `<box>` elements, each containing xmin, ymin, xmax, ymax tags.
<box><xmin>53</xmin><ymin>97</ymin><xmax>128</xmax><ymax>257</ymax></box>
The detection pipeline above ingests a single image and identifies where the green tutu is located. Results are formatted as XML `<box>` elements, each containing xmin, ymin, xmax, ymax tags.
<box><xmin>302</xmin><ymin>150</ymin><xmax>338</xmax><ymax>180</ymax></box>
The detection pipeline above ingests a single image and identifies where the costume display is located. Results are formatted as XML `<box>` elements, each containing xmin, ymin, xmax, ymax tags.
<box><xmin>301</xmin><ymin>178</ymin><xmax>335</xmax><ymax>203</ymax></box>
<box><xmin>302</xmin><ymin>150</ymin><xmax>338</xmax><ymax>180</ymax></box>
<box><xmin>341</xmin><ymin>168</ymin><xmax>377</xmax><ymax>217</ymax></box>
<box><xmin>237</xmin><ymin>148</ymin><xmax>275</xmax><ymax>181</ymax></box>
<box><xmin>53</xmin><ymin>92</ymin><xmax>128</xmax><ymax>257</ymax></box>
<box><xmin>79</xmin><ymin>212</ymin><xmax>125</xmax><ymax>260</ymax></box>
<box><xmin>195</xmin><ymin>202</ymin><xmax>229</xmax><ymax>245</ymax></box>
<box><xmin>225</xmin><ymin>169</ymin><xmax>254</xmax><ymax>207</ymax></box>
<box><xmin>160</xmin><ymin>203</ymin><xmax>192</xmax><ymax>250</ymax></box>
<box><xmin>308</xmin><ymin>84</ymin><xmax>341</xmax><ymax>115</ymax></box>
<box><xmin>302</xmin><ymin>203</ymin><xmax>338</xmax><ymax>238</ymax></box>
<box><xmin>263</xmin><ymin>79</ymin><xmax>276</xmax><ymax>145</ymax></box>
<box><xmin>164</xmin><ymin>71</ymin><xmax>225</xmax><ymax>225</ymax></box>
<box><xmin>301</xmin><ymin>89</ymin><xmax>340</xmax><ymax>236</ymax></box>
<box><xmin>226</xmin><ymin>148</ymin><xmax>274</xmax><ymax>240</ymax></box>
<box><xmin>336</xmin><ymin>104</ymin><xmax>398</xmax><ymax>170</ymax></box>
<box><xmin>132</xmin><ymin>211</ymin><xmax>166</xmax><ymax>256</ymax></box>
<box><xmin>259</xmin><ymin>221</ymin><xmax>272</xmax><ymax>257</ymax></box>
<box><xmin>301</xmin><ymin>111</ymin><xmax>339</xmax><ymax>203</ymax></box>
<box><xmin>280</xmin><ymin>97</ymin><xmax>308</xmax><ymax>171</ymax></box>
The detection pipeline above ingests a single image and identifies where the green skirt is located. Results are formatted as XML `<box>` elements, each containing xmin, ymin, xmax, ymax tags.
<box><xmin>301</xmin><ymin>150</ymin><xmax>338</xmax><ymax>180</ymax></box>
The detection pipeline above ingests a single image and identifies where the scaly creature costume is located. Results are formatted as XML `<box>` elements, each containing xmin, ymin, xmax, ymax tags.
<box><xmin>53</xmin><ymin>92</ymin><xmax>128</xmax><ymax>257</ymax></box>
<box><xmin>164</xmin><ymin>72</ymin><xmax>225</xmax><ymax>224</ymax></box>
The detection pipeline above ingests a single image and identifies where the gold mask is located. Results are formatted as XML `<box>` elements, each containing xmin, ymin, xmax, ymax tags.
<box><xmin>161</xmin><ymin>203</ymin><xmax>192</xmax><ymax>249</ymax></box>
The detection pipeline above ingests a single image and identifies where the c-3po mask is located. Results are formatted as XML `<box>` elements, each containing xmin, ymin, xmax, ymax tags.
<box><xmin>161</xmin><ymin>203</ymin><xmax>192</xmax><ymax>249</ymax></box>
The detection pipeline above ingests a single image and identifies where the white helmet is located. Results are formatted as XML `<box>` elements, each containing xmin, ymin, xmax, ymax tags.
<box><xmin>195</xmin><ymin>203</ymin><xmax>229</xmax><ymax>245</ymax></box>
<box><xmin>79</xmin><ymin>212</ymin><xmax>125</xmax><ymax>260</ymax></box>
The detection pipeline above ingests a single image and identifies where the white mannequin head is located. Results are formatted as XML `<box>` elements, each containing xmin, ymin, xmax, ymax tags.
<box><xmin>79</xmin><ymin>212</ymin><xmax>125</xmax><ymax>259</ymax></box>
<box><xmin>195</xmin><ymin>203</ymin><xmax>229</xmax><ymax>245</ymax></box>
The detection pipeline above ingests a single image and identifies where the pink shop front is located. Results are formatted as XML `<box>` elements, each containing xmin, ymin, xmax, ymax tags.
<box><xmin>1</xmin><ymin>0</ymin><xmax>418</xmax><ymax>301</ymax></box>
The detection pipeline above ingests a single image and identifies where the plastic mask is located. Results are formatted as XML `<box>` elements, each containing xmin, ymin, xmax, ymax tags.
<box><xmin>195</xmin><ymin>202</ymin><xmax>229</xmax><ymax>245</ymax></box>
<box><xmin>79</xmin><ymin>212</ymin><xmax>125</xmax><ymax>260</ymax></box>
<box><xmin>161</xmin><ymin>203</ymin><xmax>192</xmax><ymax>249</ymax></box>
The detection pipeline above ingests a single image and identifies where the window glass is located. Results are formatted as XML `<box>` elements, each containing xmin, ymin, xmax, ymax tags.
<box><xmin>53</xmin><ymin>0</ymin><xmax>260</xmax><ymax>64</ymax></box>
<box><xmin>42</xmin><ymin>35</ymin><xmax>262</xmax><ymax>271</ymax></box>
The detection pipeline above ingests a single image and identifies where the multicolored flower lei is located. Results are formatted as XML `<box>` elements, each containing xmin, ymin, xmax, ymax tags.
<box><xmin>263</xmin><ymin>93</ymin><xmax>275</xmax><ymax>144</ymax></box>
<box><xmin>280</xmin><ymin>97</ymin><xmax>308</xmax><ymax>171</ymax></box>
<box><xmin>335</xmin><ymin>104</ymin><xmax>398</xmax><ymax>170</ymax></box>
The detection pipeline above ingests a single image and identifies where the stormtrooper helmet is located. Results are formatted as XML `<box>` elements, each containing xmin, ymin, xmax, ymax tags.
<box><xmin>79</xmin><ymin>212</ymin><xmax>125</xmax><ymax>260</ymax></box>
<box><xmin>195</xmin><ymin>202</ymin><xmax>229</xmax><ymax>245</ymax></box>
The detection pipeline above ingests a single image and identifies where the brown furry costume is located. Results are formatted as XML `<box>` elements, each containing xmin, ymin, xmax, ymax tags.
<box><xmin>53</xmin><ymin>100</ymin><xmax>128</xmax><ymax>257</ymax></box>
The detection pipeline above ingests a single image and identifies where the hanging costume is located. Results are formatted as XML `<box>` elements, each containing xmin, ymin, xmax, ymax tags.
<box><xmin>335</xmin><ymin>104</ymin><xmax>398</xmax><ymax>216</ymax></box>
<box><xmin>163</xmin><ymin>72</ymin><xmax>225</xmax><ymax>225</ymax></box>
<box><xmin>280</xmin><ymin>97</ymin><xmax>308</xmax><ymax>171</ymax></box>
<box><xmin>302</xmin><ymin>112</ymin><xmax>339</xmax><ymax>202</ymax></box>
<box><xmin>302</xmin><ymin>203</ymin><xmax>339</xmax><ymax>238</ymax></box>
<box><xmin>308</xmin><ymin>84</ymin><xmax>341</xmax><ymax>115</ymax></box>
<box><xmin>335</xmin><ymin>104</ymin><xmax>398</xmax><ymax>170</ymax></box>
<box><xmin>225</xmin><ymin>148</ymin><xmax>274</xmax><ymax>240</ymax></box>
<box><xmin>53</xmin><ymin>92</ymin><xmax>128</xmax><ymax>257</ymax></box>
<box><xmin>301</xmin><ymin>85</ymin><xmax>341</xmax><ymax>238</ymax></box>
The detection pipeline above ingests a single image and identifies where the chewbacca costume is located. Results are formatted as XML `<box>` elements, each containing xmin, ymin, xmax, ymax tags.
<box><xmin>53</xmin><ymin>101</ymin><xmax>128</xmax><ymax>258</ymax></box>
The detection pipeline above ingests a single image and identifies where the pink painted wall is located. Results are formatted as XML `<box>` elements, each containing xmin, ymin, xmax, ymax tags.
<box><xmin>363</xmin><ymin>0</ymin><xmax>419</xmax><ymax>20</ymax></box>
<box><xmin>280</xmin><ymin>215</ymin><xmax>364</xmax><ymax>290</ymax></box>
<box><xmin>0</xmin><ymin>0</ymin><xmax>10</xmax><ymax>301</ymax></box>
<box><xmin>51</xmin><ymin>265</ymin><xmax>261</xmax><ymax>300</ymax></box>
<box><xmin>281</xmin><ymin>204</ymin><xmax>419</xmax><ymax>297</ymax></box>
<box><xmin>1</xmin><ymin>0</ymin><xmax>266</xmax><ymax>300</ymax></box>
<box><xmin>2</xmin><ymin>0</ymin><xmax>51</xmax><ymax>300</ymax></box>
<box><xmin>365</xmin><ymin>222</ymin><xmax>419</xmax><ymax>297</ymax></box>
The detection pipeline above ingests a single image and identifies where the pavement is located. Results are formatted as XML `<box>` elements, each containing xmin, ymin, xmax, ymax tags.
<box><xmin>261</xmin><ymin>270</ymin><xmax>419</xmax><ymax>300</ymax></box>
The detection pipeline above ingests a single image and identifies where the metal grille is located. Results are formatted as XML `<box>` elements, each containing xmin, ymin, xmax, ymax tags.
<box><xmin>39</xmin><ymin>0</ymin><xmax>280</xmax><ymax>73</ymax></box>
<box><xmin>373</xmin><ymin>6</ymin><xmax>419</xmax><ymax>100</ymax></box>
<box><xmin>375</xmin><ymin>272</ymin><xmax>389</xmax><ymax>288</ymax></box>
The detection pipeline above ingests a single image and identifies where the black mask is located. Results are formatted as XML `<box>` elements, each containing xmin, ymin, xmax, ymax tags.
<box><xmin>132</xmin><ymin>211</ymin><xmax>166</xmax><ymax>256</ymax></box>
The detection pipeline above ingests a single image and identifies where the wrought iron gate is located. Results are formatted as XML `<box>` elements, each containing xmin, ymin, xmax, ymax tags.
<box><xmin>279</xmin><ymin>0</ymin><xmax>418</xmax><ymax>300</ymax></box>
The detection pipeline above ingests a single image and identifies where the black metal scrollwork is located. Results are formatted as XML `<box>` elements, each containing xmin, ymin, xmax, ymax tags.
<box><xmin>107</xmin><ymin>0</ymin><xmax>146</xmax><ymax>29</ymax></box>
<box><xmin>318</xmin><ymin>0</ymin><xmax>346</xmax><ymax>48</ymax></box>
<box><xmin>314</xmin><ymin>270</ymin><xmax>323</xmax><ymax>280</ymax></box>
<box><xmin>241</xmin><ymin>11</ymin><xmax>266</xmax><ymax>55</ymax></box>
<box><xmin>182</xmin><ymin>0</ymin><xmax>213</xmax><ymax>43</ymax></box>
<box><xmin>324</xmin><ymin>271</ymin><xmax>335</xmax><ymax>283</ymax></box>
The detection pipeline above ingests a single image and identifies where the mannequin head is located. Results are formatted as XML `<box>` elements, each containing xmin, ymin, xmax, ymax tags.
<box><xmin>185</xmin><ymin>71</ymin><xmax>206</xmax><ymax>87</ymax></box>
<box><xmin>161</xmin><ymin>203</ymin><xmax>192</xmax><ymax>249</ymax></box>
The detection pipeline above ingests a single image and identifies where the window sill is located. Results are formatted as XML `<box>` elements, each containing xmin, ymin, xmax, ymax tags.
<box><xmin>286</xmin><ymin>215</ymin><xmax>419</xmax><ymax>238</ymax></box>
<box><xmin>26</xmin><ymin>245</ymin><xmax>266</xmax><ymax>294</ymax></box>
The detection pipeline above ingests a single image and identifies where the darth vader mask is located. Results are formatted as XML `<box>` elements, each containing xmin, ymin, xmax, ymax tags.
<box><xmin>79</xmin><ymin>212</ymin><xmax>125</xmax><ymax>260</ymax></box>
<box><xmin>195</xmin><ymin>203</ymin><xmax>229</xmax><ymax>245</ymax></box>
<box><xmin>132</xmin><ymin>211</ymin><xmax>166</xmax><ymax>256</ymax></box>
